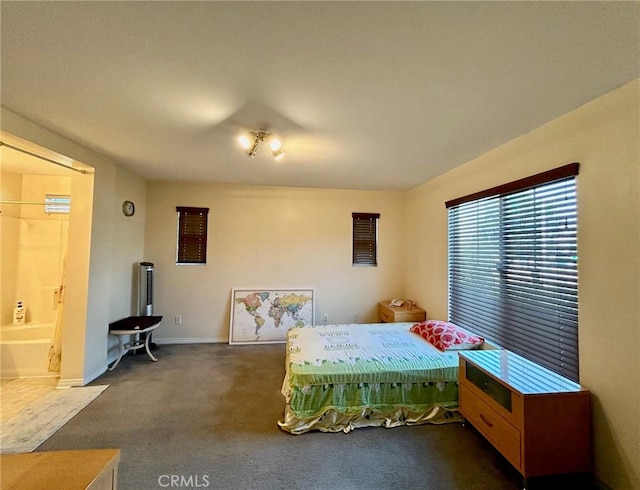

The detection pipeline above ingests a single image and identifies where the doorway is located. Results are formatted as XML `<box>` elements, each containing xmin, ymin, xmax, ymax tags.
<box><xmin>0</xmin><ymin>134</ymin><xmax>94</xmax><ymax>385</ymax></box>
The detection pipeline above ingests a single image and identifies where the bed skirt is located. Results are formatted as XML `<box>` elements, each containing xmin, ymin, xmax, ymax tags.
<box><xmin>278</xmin><ymin>403</ymin><xmax>461</xmax><ymax>435</ymax></box>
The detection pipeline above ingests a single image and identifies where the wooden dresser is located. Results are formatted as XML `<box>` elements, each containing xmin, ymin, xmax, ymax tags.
<box><xmin>458</xmin><ymin>350</ymin><xmax>591</xmax><ymax>484</ymax></box>
<box><xmin>0</xmin><ymin>449</ymin><xmax>120</xmax><ymax>489</ymax></box>
<box><xmin>378</xmin><ymin>301</ymin><xmax>426</xmax><ymax>323</ymax></box>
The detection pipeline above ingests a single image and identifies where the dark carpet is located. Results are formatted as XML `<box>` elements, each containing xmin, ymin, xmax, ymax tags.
<box><xmin>37</xmin><ymin>343</ymin><xmax>590</xmax><ymax>489</ymax></box>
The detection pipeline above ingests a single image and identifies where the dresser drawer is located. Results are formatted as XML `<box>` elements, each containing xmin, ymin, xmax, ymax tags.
<box><xmin>460</xmin><ymin>358</ymin><xmax>523</xmax><ymax>429</ymax></box>
<box><xmin>465</xmin><ymin>362</ymin><xmax>512</xmax><ymax>411</ymax></box>
<box><xmin>460</xmin><ymin>385</ymin><xmax>521</xmax><ymax>469</ymax></box>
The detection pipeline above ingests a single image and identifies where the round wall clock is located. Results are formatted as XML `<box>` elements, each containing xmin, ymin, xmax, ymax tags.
<box><xmin>122</xmin><ymin>200</ymin><xmax>135</xmax><ymax>217</ymax></box>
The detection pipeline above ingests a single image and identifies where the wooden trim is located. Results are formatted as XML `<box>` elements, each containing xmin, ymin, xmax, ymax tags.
<box><xmin>445</xmin><ymin>162</ymin><xmax>579</xmax><ymax>208</ymax></box>
<box><xmin>176</xmin><ymin>206</ymin><xmax>209</xmax><ymax>214</ymax></box>
<box><xmin>352</xmin><ymin>212</ymin><xmax>380</xmax><ymax>219</ymax></box>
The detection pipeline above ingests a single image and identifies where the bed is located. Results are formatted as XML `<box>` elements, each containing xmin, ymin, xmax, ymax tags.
<box><xmin>278</xmin><ymin>321</ymin><xmax>480</xmax><ymax>434</ymax></box>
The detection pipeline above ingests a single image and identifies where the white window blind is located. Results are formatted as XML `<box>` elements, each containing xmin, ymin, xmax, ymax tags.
<box><xmin>447</xmin><ymin>164</ymin><xmax>579</xmax><ymax>381</ymax></box>
<box><xmin>45</xmin><ymin>194</ymin><xmax>71</xmax><ymax>214</ymax></box>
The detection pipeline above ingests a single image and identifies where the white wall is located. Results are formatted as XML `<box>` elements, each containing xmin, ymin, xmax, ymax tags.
<box><xmin>1</xmin><ymin>108</ymin><xmax>147</xmax><ymax>385</ymax></box>
<box><xmin>405</xmin><ymin>80</ymin><xmax>640</xmax><ymax>489</ymax></box>
<box><xmin>145</xmin><ymin>182</ymin><xmax>406</xmax><ymax>342</ymax></box>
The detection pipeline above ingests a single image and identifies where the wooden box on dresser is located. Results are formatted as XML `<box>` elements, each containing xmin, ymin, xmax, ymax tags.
<box><xmin>458</xmin><ymin>350</ymin><xmax>591</xmax><ymax>487</ymax></box>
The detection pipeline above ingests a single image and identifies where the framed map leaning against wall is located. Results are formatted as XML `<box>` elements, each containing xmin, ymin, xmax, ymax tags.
<box><xmin>229</xmin><ymin>288</ymin><xmax>315</xmax><ymax>344</ymax></box>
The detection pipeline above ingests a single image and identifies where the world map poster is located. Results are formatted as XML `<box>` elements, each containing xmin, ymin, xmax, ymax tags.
<box><xmin>229</xmin><ymin>288</ymin><xmax>315</xmax><ymax>344</ymax></box>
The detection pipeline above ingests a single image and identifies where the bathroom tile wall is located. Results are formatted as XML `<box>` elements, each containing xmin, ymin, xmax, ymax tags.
<box><xmin>1</xmin><ymin>171</ymin><xmax>22</xmax><ymax>325</ymax></box>
<box><xmin>1</xmin><ymin>173</ymin><xmax>70</xmax><ymax>325</ymax></box>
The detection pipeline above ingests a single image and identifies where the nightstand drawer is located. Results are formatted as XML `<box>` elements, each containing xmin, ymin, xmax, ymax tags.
<box><xmin>460</xmin><ymin>385</ymin><xmax>521</xmax><ymax>469</ymax></box>
<box><xmin>379</xmin><ymin>307</ymin><xmax>395</xmax><ymax>323</ymax></box>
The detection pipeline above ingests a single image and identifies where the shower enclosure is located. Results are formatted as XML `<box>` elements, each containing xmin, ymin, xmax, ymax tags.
<box><xmin>0</xmin><ymin>153</ymin><xmax>71</xmax><ymax>377</ymax></box>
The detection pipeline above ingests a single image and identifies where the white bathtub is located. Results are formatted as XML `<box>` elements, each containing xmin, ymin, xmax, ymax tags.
<box><xmin>0</xmin><ymin>323</ymin><xmax>56</xmax><ymax>378</ymax></box>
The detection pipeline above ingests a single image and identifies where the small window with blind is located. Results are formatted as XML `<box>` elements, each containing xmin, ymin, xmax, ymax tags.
<box><xmin>446</xmin><ymin>163</ymin><xmax>579</xmax><ymax>381</ymax></box>
<box><xmin>45</xmin><ymin>194</ymin><xmax>71</xmax><ymax>214</ymax></box>
<box><xmin>176</xmin><ymin>207</ymin><xmax>209</xmax><ymax>265</ymax></box>
<box><xmin>352</xmin><ymin>213</ymin><xmax>380</xmax><ymax>266</ymax></box>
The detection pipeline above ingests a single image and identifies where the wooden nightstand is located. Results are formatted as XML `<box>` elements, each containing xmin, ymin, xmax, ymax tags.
<box><xmin>378</xmin><ymin>301</ymin><xmax>426</xmax><ymax>323</ymax></box>
<box><xmin>459</xmin><ymin>350</ymin><xmax>591</xmax><ymax>485</ymax></box>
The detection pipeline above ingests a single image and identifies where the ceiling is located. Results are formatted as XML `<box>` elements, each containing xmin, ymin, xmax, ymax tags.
<box><xmin>1</xmin><ymin>2</ymin><xmax>638</xmax><ymax>191</ymax></box>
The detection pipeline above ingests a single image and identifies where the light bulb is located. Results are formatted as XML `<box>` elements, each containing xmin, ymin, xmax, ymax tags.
<box><xmin>269</xmin><ymin>139</ymin><xmax>281</xmax><ymax>151</ymax></box>
<box><xmin>238</xmin><ymin>135</ymin><xmax>251</xmax><ymax>149</ymax></box>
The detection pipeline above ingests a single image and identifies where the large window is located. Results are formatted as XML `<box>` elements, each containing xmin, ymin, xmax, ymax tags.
<box><xmin>176</xmin><ymin>207</ymin><xmax>209</xmax><ymax>265</ymax></box>
<box><xmin>352</xmin><ymin>212</ymin><xmax>380</xmax><ymax>266</ymax></box>
<box><xmin>447</xmin><ymin>163</ymin><xmax>579</xmax><ymax>381</ymax></box>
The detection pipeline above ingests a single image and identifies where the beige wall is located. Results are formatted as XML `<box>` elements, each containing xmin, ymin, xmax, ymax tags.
<box><xmin>109</xmin><ymin>166</ymin><xmax>147</xmax><ymax>319</ymax></box>
<box><xmin>405</xmin><ymin>80</ymin><xmax>640</xmax><ymax>489</ymax></box>
<box><xmin>1</xmin><ymin>109</ymin><xmax>147</xmax><ymax>385</ymax></box>
<box><xmin>145</xmin><ymin>182</ymin><xmax>405</xmax><ymax>342</ymax></box>
<box><xmin>104</xmin><ymin>166</ymin><xmax>147</xmax><ymax>360</ymax></box>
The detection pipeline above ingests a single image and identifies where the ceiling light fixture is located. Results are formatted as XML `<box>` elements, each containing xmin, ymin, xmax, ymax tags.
<box><xmin>238</xmin><ymin>131</ymin><xmax>285</xmax><ymax>160</ymax></box>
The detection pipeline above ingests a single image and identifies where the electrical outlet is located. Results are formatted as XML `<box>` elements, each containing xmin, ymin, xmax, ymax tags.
<box><xmin>322</xmin><ymin>313</ymin><xmax>328</xmax><ymax>324</ymax></box>
<box><xmin>175</xmin><ymin>315</ymin><xmax>182</xmax><ymax>325</ymax></box>
<box><xmin>353</xmin><ymin>312</ymin><xmax>358</xmax><ymax>322</ymax></box>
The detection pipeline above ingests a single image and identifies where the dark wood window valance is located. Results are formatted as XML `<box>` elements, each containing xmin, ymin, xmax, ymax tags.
<box><xmin>445</xmin><ymin>162</ymin><xmax>579</xmax><ymax>208</ymax></box>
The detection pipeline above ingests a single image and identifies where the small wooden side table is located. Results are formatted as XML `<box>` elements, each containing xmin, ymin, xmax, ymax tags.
<box><xmin>0</xmin><ymin>448</ymin><xmax>120</xmax><ymax>489</ymax></box>
<box><xmin>378</xmin><ymin>301</ymin><xmax>426</xmax><ymax>323</ymax></box>
<box><xmin>108</xmin><ymin>315</ymin><xmax>163</xmax><ymax>371</ymax></box>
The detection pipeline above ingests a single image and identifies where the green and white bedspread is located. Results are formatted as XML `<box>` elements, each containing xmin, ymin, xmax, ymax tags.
<box><xmin>278</xmin><ymin>323</ymin><xmax>461</xmax><ymax>434</ymax></box>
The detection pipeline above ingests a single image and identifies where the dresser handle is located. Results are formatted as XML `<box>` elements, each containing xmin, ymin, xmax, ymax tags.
<box><xmin>479</xmin><ymin>413</ymin><xmax>493</xmax><ymax>428</ymax></box>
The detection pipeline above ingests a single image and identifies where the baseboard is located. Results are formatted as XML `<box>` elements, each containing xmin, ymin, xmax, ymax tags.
<box><xmin>154</xmin><ymin>337</ymin><xmax>227</xmax><ymax>344</ymax></box>
<box><xmin>56</xmin><ymin>365</ymin><xmax>107</xmax><ymax>388</ymax></box>
<box><xmin>56</xmin><ymin>377</ymin><xmax>85</xmax><ymax>388</ymax></box>
<box><xmin>84</xmin><ymin>365</ymin><xmax>107</xmax><ymax>385</ymax></box>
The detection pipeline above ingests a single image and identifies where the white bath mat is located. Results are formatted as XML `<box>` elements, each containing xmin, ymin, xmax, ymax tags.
<box><xmin>0</xmin><ymin>384</ymin><xmax>108</xmax><ymax>453</ymax></box>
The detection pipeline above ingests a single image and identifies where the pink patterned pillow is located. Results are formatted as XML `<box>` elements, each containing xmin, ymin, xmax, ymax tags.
<box><xmin>410</xmin><ymin>320</ymin><xmax>484</xmax><ymax>352</ymax></box>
